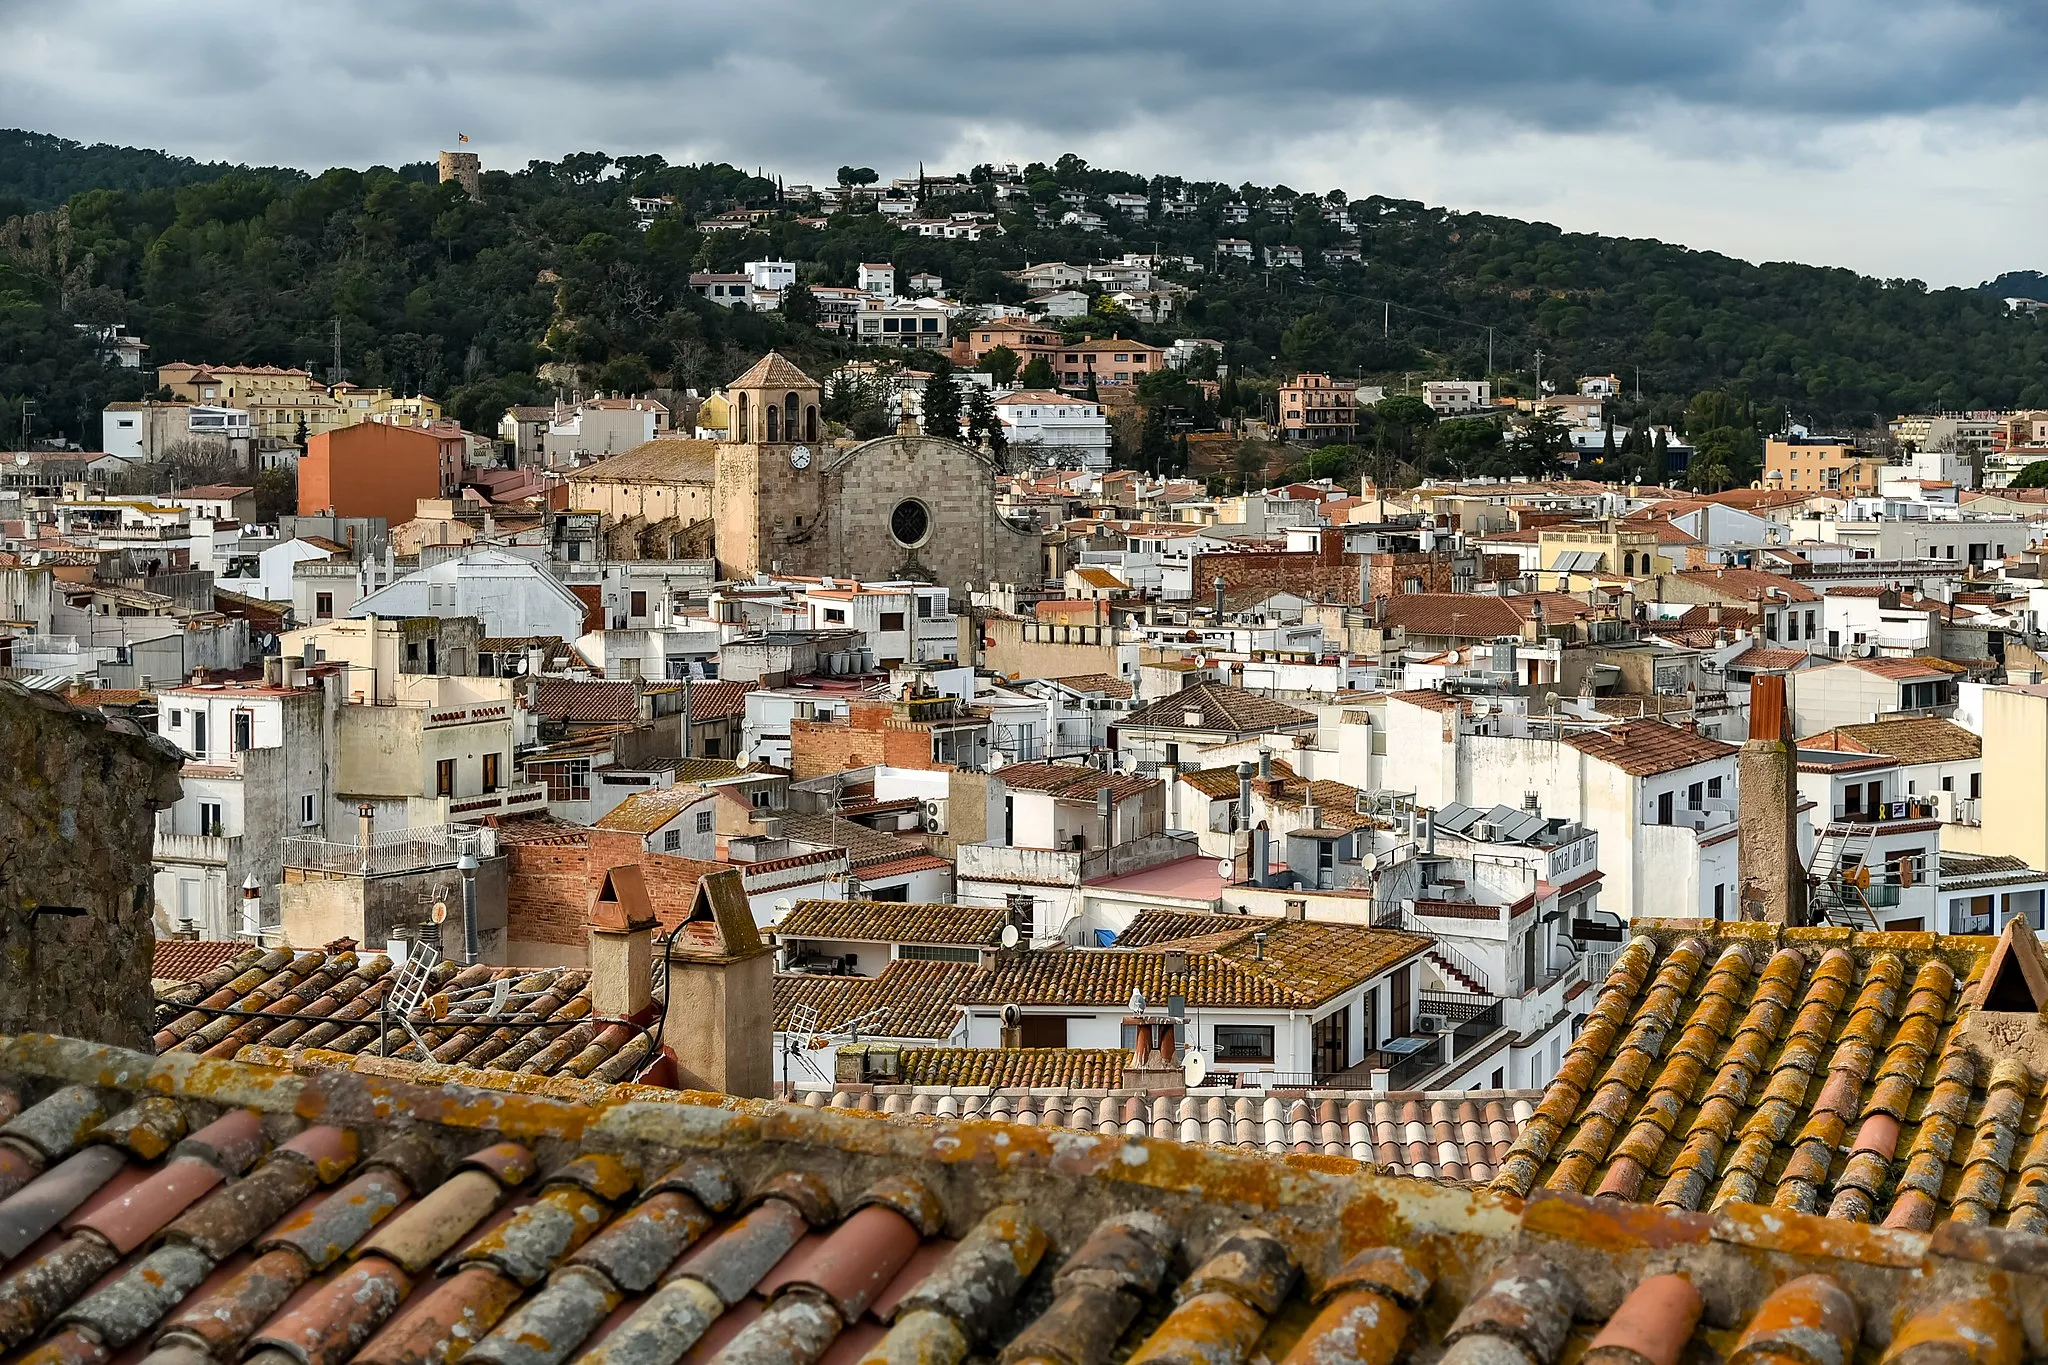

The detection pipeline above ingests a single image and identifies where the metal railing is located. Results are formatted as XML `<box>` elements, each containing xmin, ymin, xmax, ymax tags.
<box><xmin>282</xmin><ymin>822</ymin><xmax>495</xmax><ymax>876</ymax></box>
<box><xmin>1370</xmin><ymin>899</ymin><xmax>1494</xmax><ymax>994</ymax></box>
<box><xmin>1448</xmin><ymin>1002</ymin><xmax>1503</xmax><ymax>1058</ymax></box>
<box><xmin>1377</xmin><ymin>1038</ymin><xmax>1447</xmax><ymax>1089</ymax></box>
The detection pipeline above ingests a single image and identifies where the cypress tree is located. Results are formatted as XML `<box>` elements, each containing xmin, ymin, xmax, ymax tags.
<box><xmin>922</xmin><ymin>357</ymin><xmax>963</xmax><ymax>439</ymax></box>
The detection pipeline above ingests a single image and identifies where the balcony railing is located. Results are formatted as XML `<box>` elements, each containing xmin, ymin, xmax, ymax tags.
<box><xmin>283</xmin><ymin>822</ymin><xmax>496</xmax><ymax>876</ymax></box>
<box><xmin>1832</xmin><ymin>798</ymin><xmax>1937</xmax><ymax>824</ymax></box>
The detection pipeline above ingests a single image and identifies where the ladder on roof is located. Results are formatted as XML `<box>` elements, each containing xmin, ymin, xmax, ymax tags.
<box><xmin>1807</xmin><ymin>825</ymin><xmax>1880</xmax><ymax>930</ymax></box>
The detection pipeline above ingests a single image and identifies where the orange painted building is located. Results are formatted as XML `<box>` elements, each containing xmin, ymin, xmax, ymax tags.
<box><xmin>298</xmin><ymin>422</ymin><xmax>451</xmax><ymax>526</ymax></box>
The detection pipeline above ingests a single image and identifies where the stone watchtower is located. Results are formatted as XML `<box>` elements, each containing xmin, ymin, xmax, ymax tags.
<box><xmin>438</xmin><ymin>150</ymin><xmax>482</xmax><ymax>200</ymax></box>
<box><xmin>711</xmin><ymin>352</ymin><xmax>826</xmax><ymax>580</ymax></box>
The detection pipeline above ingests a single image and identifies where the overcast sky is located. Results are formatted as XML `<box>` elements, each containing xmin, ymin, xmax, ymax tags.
<box><xmin>4</xmin><ymin>0</ymin><xmax>2040</xmax><ymax>287</ymax></box>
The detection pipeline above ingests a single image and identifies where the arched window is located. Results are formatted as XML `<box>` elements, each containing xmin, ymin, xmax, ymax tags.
<box><xmin>805</xmin><ymin>405</ymin><xmax>819</xmax><ymax>442</ymax></box>
<box><xmin>766</xmin><ymin>403</ymin><xmax>780</xmax><ymax>442</ymax></box>
<box><xmin>1621</xmin><ymin>552</ymin><xmax>1634</xmax><ymax>575</ymax></box>
<box><xmin>736</xmin><ymin>393</ymin><xmax>750</xmax><ymax>442</ymax></box>
<box><xmin>785</xmin><ymin>392</ymin><xmax>801</xmax><ymax>440</ymax></box>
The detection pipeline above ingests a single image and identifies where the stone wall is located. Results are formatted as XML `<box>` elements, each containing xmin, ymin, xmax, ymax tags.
<box><xmin>0</xmin><ymin>681</ymin><xmax>184</xmax><ymax>1049</ymax></box>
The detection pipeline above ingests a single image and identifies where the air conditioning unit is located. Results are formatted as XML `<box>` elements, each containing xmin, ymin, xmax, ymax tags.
<box><xmin>923</xmin><ymin>815</ymin><xmax>943</xmax><ymax>833</ymax></box>
<box><xmin>1415</xmin><ymin>1014</ymin><xmax>1448</xmax><ymax>1034</ymax></box>
<box><xmin>923</xmin><ymin>798</ymin><xmax>944</xmax><ymax>818</ymax></box>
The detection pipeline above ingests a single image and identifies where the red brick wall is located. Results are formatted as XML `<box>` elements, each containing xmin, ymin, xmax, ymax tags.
<box><xmin>789</xmin><ymin>700</ymin><xmax>949</xmax><ymax>779</ymax></box>
<box><xmin>506</xmin><ymin>832</ymin><xmax>724</xmax><ymax>955</ymax></box>
<box><xmin>1196</xmin><ymin>545</ymin><xmax>1359</xmax><ymax>604</ymax></box>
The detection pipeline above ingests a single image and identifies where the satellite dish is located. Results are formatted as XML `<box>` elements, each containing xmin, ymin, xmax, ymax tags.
<box><xmin>14</xmin><ymin>452</ymin><xmax>28</xmax><ymax>467</ymax></box>
<box><xmin>431</xmin><ymin>901</ymin><xmax>448</xmax><ymax>924</ymax></box>
<box><xmin>1000</xmin><ymin>1002</ymin><xmax>1022</xmax><ymax>1027</ymax></box>
<box><xmin>1216</xmin><ymin>858</ymin><xmax>1235</xmax><ymax>880</ymax></box>
<box><xmin>1183</xmin><ymin>1051</ymin><xmax>1209</xmax><ymax>1087</ymax></box>
<box><xmin>1000</xmin><ymin>923</ymin><xmax>1019</xmax><ymax>948</ymax></box>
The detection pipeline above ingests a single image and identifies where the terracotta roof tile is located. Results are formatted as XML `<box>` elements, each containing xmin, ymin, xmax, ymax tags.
<box><xmin>0</xmin><ymin>1016</ymin><xmax>2041</xmax><ymax>1365</ymax></box>
<box><xmin>1049</xmin><ymin>673</ymin><xmax>1135</xmax><ymax>699</ymax></box>
<box><xmin>1671</xmin><ymin>567</ymin><xmax>1821</xmax><ymax>603</ymax></box>
<box><xmin>961</xmin><ymin>915</ymin><xmax>1429</xmax><ymax>1010</ymax></box>
<box><xmin>895</xmin><ymin>1047</ymin><xmax>1129</xmax><ymax>1089</ymax></box>
<box><xmin>150</xmin><ymin>940</ymin><xmax>254</xmax><ymax>983</ymax></box>
<box><xmin>1492</xmin><ymin>919</ymin><xmax>2044</xmax><ymax>1230</ymax></box>
<box><xmin>148</xmin><ymin>949</ymin><xmax>650</xmax><ymax>1083</ymax></box>
<box><xmin>591</xmin><ymin>785</ymin><xmax>716</xmax><ymax>835</ymax></box>
<box><xmin>814</xmin><ymin>1082</ymin><xmax>1538</xmax><ymax>1178</ymax></box>
<box><xmin>1801</xmin><ymin>717</ymin><xmax>1981</xmax><ymax>764</ymax></box>
<box><xmin>526</xmin><ymin>678</ymin><xmax>639</xmax><ymax>723</ymax></box>
<box><xmin>1563</xmin><ymin>720</ymin><xmax>1735</xmax><ymax>777</ymax></box>
<box><xmin>685</xmin><ymin>679</ymin><xmax>754</xmax><ymax>722</ymax></box>
<box><xmin>770</xmin><ymin>899</ymin><xmax>1008</xmax><ymax>947</ymax></box>
<box><xmin>774</xmin><ymin>958</ymin><xmax>976</xmax><ymax>1039</ymax></box>
<box><xmin>1121</xmin><ymin>680</ymin><xmax>1315</xmax><ymax>735</ymax></box>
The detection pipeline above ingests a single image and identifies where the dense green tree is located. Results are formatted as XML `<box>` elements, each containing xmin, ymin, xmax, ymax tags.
<box><xmin>781</xmin><ymin>282</ymin><xmax>818</xmax><ymax>325</ymax></box>
<box><xmin>922</xmin><ymin>356</ymin><xmax>962</xmax><ymax>439</ymax></box>
<box><xmin>2007</xmin><ymin>460</ymin><xmax>2048</xmax><ymax>489</ymax></box>
<box><xmin>1429</xmin><ymin>416</ymin><xmax>1502</xmax><ymax>477</ymax></box>
<box><xmin>1019</xmin><ymin>353</ymin><xmax>1057</xmax><ymax>389</ymax></box>
<box><xmin>1139</xmin><ymin>401</ymin><xmax>1171</xmax><ymax>473</ymax></box>
<box><xmin>597</xmin><ymin>353</ymin><xmax>653</xmax><ymax>395</ymax></box>
<box><xmin>980</xmin><ymin>344</ymin><xmax>1021</xmax><ymax>386</ymax></box>
<box><xmin>3</xmin><ymin>134</ymin><xmax>2042</xmax><ymax>454</ymax></box>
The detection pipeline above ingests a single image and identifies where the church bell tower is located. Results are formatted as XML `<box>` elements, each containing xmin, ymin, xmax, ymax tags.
<box><xmin>712</xmin><ymin>351</ymin><xmax>825</xmax><ymax>580</ymax></box>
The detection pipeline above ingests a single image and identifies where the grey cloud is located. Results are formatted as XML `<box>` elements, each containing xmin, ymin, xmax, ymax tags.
<box><xmin>0</xmin><ymin>0</ymin><xmax>2038</xmax><ymax>282</ymax></box>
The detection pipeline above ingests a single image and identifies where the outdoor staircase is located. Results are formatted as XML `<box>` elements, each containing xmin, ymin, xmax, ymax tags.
<box><xmin>1427</xmin><ymin>947</ymin><xmax>1488</xmax><ymax>995</ymax></box>
<box><xmin>1371</xmin><ymin>899</ymin><xmax>1497</xmax><ymax>1002</ymax></box>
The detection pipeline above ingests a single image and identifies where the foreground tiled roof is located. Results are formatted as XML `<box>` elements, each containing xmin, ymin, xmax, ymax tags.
<box><xmin>1121</xmin><ymin>679</ymin><xmax>1315</xmax><ymax>734</ymax></box>
<box><xmin>770</xmin><ymin>898</ymin><xmax>1008</xmax><ymax>946</ymax></box>
<box><xmin>150</xmin><ymin>947</ymin><xmax>654</xmax><ymax>1083</ymax></box>
<box><xmin>3</xmin><ymin>1030</ymin><xmax>2044</xmax><ymax>1365</ymax></box>
<box><xmin>807</xmin><ymin>1085</ymin><xmax>1535</xmax><ymax>1177</ymax></box>
<box><xmin>1489</xmin><ymin>920</ymin><xmax>2041</xmax><ymax>1230</ymax></box>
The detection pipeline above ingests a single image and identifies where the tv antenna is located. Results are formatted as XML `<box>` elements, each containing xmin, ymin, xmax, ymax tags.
<box><xmin>781</xmin><ymin>1003</ymin><xmax>891</xmax><ymax>1095</ymax></box>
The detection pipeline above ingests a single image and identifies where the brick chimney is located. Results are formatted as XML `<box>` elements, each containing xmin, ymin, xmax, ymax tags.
<box><xmin>588</xmin><ymin>864</ymin><xmax>656</xmax><ymax>1018</ymax></box>
<box><xmin>1737</xmin><ymin>673</ymin><xmax>1806</xmax><ymax>925</ymax></box>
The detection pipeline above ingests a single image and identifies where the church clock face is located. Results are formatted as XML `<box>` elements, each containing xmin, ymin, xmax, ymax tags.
<box><xmin>789</xmin><ymin>444</ymin><xmax>812</xmax><ymax>470</ymax></box>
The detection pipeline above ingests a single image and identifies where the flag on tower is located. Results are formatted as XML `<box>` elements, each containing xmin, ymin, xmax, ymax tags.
<box><xmin>457</xmin><ymin>133</ymin><xmax>470</xmax><ymax>143</ymax></box>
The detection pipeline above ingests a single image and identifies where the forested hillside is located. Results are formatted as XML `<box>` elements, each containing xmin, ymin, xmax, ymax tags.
<box><xmin>0</xmin><ymin>137</ymin><xmax>2041</xmax><ymax>464</ymax></box>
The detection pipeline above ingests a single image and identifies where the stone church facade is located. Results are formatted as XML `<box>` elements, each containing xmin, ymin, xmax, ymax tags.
<box><xmin>710</xmin><ymin>352</ymin><xmax>1040</xmax><ymax>589</ymax></box>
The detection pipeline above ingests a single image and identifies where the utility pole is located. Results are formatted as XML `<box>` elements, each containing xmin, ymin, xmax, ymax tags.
<box><xmin>330</xmin><ymin>318</ymin><xmax>343</xmax><ymax>386</ymax></box>
<box><xmin>1534</xmin><ymin>350</ymin><xmax>1546</xmax><ymax>397</ymax></box>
